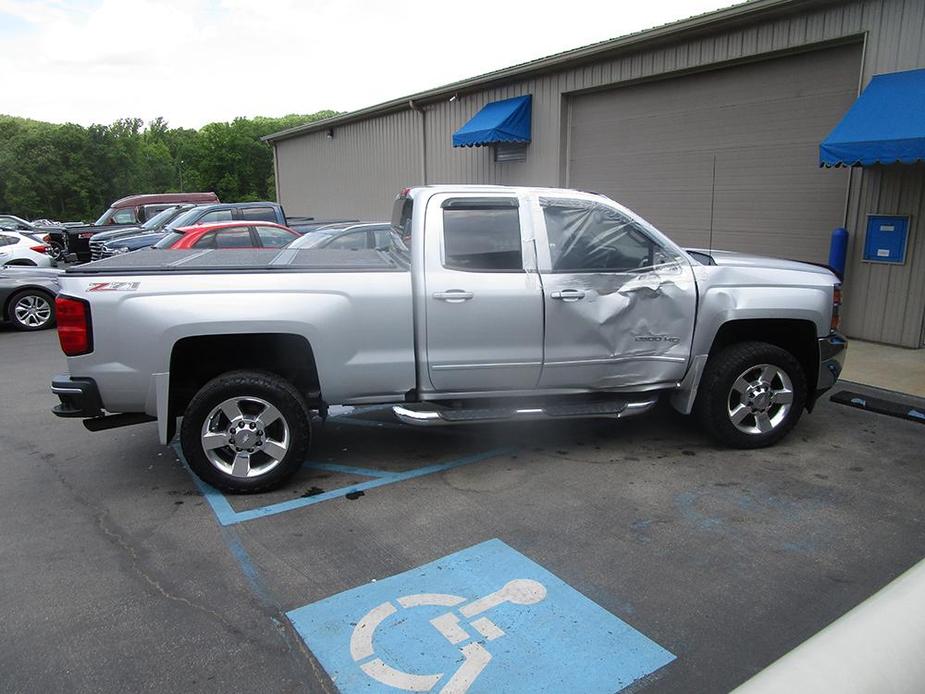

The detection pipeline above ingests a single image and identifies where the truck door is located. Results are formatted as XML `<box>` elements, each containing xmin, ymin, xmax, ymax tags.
<box><xmin>423</xmin><ymin>193</ymin><xmax>544</xmax><ymax>392</ymax></box>
<box><xmin>534</xmin><ymin>195</ymin><xmax>697</xmax><ymax>390</ymax></box>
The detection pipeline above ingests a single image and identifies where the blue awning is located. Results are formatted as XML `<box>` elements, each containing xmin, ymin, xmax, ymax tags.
<box><xmin>452</xmin><ymin>95</ymin><xmax>532</xmax><ymax>148</ymax></box>
<box><xmin>820</xmin><ymin>68</ymin><xmax>925</xmax><ymax>167</ymax></box>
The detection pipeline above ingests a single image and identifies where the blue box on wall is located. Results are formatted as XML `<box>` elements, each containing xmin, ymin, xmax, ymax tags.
<box><xmin>863</xmin><ymin>215</ymin><xmax>909</xmax><ymax>264</ymax></box>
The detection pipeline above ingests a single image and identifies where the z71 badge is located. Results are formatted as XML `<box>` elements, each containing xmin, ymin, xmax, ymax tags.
<box><xmin>87</xmin><ymin>281</ymin><xmax>141</xmax><ymax>292</ymax></box>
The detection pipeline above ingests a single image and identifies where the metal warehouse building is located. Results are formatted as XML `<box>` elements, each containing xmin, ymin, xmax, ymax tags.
<box><xmin>266</xmin><ymin>0</ymin><xmax>925</xmax><ymax>348</ymax></box>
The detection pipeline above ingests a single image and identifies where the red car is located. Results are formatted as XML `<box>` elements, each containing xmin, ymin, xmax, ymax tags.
<box><xmin>156</xmin><ymin>221</ymin><xmax>299</xmax><ymax>250</ymax></box>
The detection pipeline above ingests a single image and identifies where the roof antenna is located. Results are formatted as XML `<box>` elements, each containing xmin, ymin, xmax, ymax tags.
<box><xmin>708</xmin><ymin>153</ymin><xmax>716</xmax><ymax>254</ymax></box>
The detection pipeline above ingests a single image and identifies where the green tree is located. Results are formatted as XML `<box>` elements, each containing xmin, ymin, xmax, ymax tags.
<box><xmin>0</xmin><ymin>110</ymin><xmax>339</xmax><ymax>220</ymax></box>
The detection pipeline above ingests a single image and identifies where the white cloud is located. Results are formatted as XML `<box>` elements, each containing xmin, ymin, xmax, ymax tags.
<box><xmin>0</xmin><ymin>0</ymin><xmax>738</xmax><ymax>128</ymax></box>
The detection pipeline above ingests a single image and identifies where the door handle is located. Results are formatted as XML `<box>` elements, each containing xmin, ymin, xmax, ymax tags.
<box><xmin>433</xmin><ymin>290</ymin><xmax>474</xmax><ymax>303</ymax></box>
<box><xmin>550</xmin><ymin>289</ymin><xmax>586</xmax><ymax>302</ymax></box>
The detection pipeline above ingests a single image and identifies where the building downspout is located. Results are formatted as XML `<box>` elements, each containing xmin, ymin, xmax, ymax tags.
<box><xmin>409</xmin><ymin>100</ymin><xmax>427</xmax><ymax>185</ymax></box>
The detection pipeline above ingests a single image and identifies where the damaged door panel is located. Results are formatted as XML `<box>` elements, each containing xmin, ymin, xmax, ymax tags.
<box><xmin>536</xmin><ymin>197</ymin><xmax>696</xmax><ymax>390</ymax></box>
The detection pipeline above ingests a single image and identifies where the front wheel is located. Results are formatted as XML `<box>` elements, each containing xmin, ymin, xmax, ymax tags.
<box><xmin>180</xmin><ymin>370</ymin><xmax>311</xmax><ymax>493</ymax></box>
<box><xmin>696</xmin><ymin>341</ymin><xmax>806</xmax><ymax>449</ymax></box>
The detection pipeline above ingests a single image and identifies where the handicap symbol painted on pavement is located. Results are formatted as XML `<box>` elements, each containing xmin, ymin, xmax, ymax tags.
<box><xmin>287</xmin><ymin>539</ymin><xmax>675</xmax><ymax>693</ymax></box>
<box><xmin>352</xmin><ymin>578</ymin><xmax>547</xmax><ymax>692</ymax></box>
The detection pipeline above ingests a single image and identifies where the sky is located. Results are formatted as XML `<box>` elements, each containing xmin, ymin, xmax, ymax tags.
<box><xmin>0</xmin><ymin>0</ymin><xmax>739</xmax><ymax>129</ymax></box>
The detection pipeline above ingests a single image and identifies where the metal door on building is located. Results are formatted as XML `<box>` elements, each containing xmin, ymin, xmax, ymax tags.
<box><xmin>566</xmin><ymin>43</ymin><xmax>863</xmax><ymax>264</ymax></box>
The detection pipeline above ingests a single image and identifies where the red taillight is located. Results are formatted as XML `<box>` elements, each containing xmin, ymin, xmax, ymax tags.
<box><xmin>30</xmin><ymin>245</ymin><xmax>47</xmax><ymax>254</ymax></box>
<box><xmin>56</xmin><ymin>297</ymin><xmax>93</xmax><ymax>356</ymax></box>
<box><xmin>831</xmin><ymin>284</ymin><xmax>842</xmax><ymax>331</ymax></box>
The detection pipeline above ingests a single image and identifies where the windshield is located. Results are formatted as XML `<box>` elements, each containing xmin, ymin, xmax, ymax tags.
<box><xmin>94</xmin><ymin>208</ymin><xmax>115</xmax><ymax>225</ymax></box>
<box><xmin>153</xmin><ymin>231</ymin><xmax>184</xmax><ymax>249</ymax></box>
<box><xmin>141</xmin><ymin>206</ymin><xmax>188</xmax><ymax>230</ymax></box>
<box><xmin>164</xmin><ymin>205</ymin><xmax>210</xmax><ymax>231</ymax></box>
<box><xmin>287</xmin><ymin>230</ymin><xmax>337</xmax><ymax>249</ymax></box>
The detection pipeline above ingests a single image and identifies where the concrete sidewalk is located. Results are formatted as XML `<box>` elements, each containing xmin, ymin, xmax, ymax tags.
<box><xmin>841</xmin><ymin>339</ymin><xmax>925</xmax><ymax>398</ymax></box>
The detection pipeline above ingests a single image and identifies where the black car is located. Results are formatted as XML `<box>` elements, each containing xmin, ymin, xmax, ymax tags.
<box><xmin>0</xmin><ymin>266</ymin><xmax>61</xmax><ymax>331</ymax></box>
<box><xmin>87</xmin><ymin>205</ymin><xmax>196</xmax><ymax>261</ymax></box>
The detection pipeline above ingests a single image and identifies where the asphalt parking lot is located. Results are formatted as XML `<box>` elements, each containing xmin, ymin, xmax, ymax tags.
<box><xmin>2</xmin><ymin>327</ymin><xmax>924</xmax><ymax>693</ymax></box>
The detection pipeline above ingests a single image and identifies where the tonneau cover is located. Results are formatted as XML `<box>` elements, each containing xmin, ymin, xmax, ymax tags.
<box><xmin>65</xmin><ymin>248</ymin><xmax>406</xmax><ymax>274</ymax></box>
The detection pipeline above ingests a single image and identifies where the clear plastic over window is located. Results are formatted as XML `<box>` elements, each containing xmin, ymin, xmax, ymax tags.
<box><xmin>442</xmin><ymin>205</ymin><xmax>522</xmax><ymax>272</ymax></box>
<box><xmin>540</xmin><ymin>197</ymin><xmax>678</xmax><ymax>273</ymax></box>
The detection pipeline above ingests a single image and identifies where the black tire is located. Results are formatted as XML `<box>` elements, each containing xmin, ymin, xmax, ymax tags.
<box><xmin>47</xmin><ymin>243</ymin><xmax>66</xmax><ymax>262</ymax></box>
<box><xmin>7</xmin><ymin>289</ymin><xmax>56</xmax><ymax>331</ymax></box>
<box><xmin>4</xmin><ymin>259</ymin><xmax>37</xmax><ymax>266</ymax></box>
<box><xmin>180</xmin><ymin>370</ymin><xmax>311</xmax><ymax>493</ymax></box>
<box><xmin>695</xmin><ymin>341</ymin><xmax>807</xmax><ymax>449</ymax></box>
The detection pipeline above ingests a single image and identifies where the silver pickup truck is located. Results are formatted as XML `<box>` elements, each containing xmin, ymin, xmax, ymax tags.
<box><xmin>51</xmin><ymin>185</ymin><xmax>846</xmax><ymax>493</ymax></box>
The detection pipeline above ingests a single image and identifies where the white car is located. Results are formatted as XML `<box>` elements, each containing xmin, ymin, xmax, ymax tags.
<box><xmin>0</xmin><ymin>232</ymin><xmax>54</xmax><ymax>267</ymax></box>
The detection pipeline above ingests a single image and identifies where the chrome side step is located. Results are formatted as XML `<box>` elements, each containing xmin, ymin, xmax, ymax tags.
<box><xmin>392</xmin><ymin>397</ymin><xmax>658</xmax><ymax>427</ymax></box>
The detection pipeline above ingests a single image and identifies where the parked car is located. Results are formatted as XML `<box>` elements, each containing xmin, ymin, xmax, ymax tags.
<box><xmin>286</xmin><ymin>222</ymin><xmax>392</xmax><ymax>251</ymax></box>
<box><xmin>1</xmin><ymin>266</ymin><xmax>61</xmax><ymax>331</ymax></box>
<box><xmin>47</xmin><ymin>192</ymin><xmax>220</xmax><ymax>263</ymax></box>
<box><xmin>50</xmin><ymin>185</ymin><xmax>847</xmax><ymax>493</ymax></box>
<box><xmin>93</xmin><ymin>192</ymin><xmax>220</xmax><ymax>226</ymax></box>
<box><xmin>87</xmin><ymin>205</ymin><xmax>196</xmax><ymax>260</ymax></box>
<box><xmin>155</xmin><ymin>221</ymin><xmax>300</xmax><ymax>250</ymax></box>
<box><xmin>99</xmin><ymin>202</ymin><xmax>291</xmax><ymax>257</ymax></box>
<box><xmin>287</xmin><ymin>219</ymin><xmax>361</xmax><ymax>234</ymax></box>
<box><xmin>0</xmin><ymin>232</ymin><xmax>54</xmax><ymax>267</ymax></box>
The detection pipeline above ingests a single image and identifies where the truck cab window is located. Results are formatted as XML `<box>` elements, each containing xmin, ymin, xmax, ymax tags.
<box><xmin>442</xmin><ymin>203</ymin><xmax>522</xmax><ymax>272</ymax></box>
<box><xmin>112</xmin><ymin>209</ymin><xmax>137</xmax><ymax>224</ymax></box>
<box><xmin>540</xmin><ymin>198</ymin><xmax>676</xmax><ymax>272</ymax></box>
<box><xmin>240</xmin><ymin>207</ymin><xmax>276</xmax><ymax>222</ymax></box>
<box><xmin>391</xmin><ymin>197</ymin><xmax>414</xmax><ymax>251</ymax></box>
<box><xmin>199</xmin><ymin>210</ymin><xmax>234</xmax><ymax>223</ymax></box>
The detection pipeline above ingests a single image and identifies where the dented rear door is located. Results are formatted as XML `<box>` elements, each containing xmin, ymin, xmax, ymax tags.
<box><xmin>534</xmin><ymin>195</ymin><xmax>696</xmax><ymax>390</ymax></box>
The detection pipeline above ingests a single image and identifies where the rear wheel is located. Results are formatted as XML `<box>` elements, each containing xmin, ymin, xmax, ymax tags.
<box><xmin>8</xmin><ymin>290</ymin><xmax>56</xmax><ymax>331</ymax></box>
<box><xmin>180</xmin><ymin>370</ymin><xmax>311</xmax><ymax>493</ymax></box>
<box><xmin>696</xmin><ymin>341</ymin><xmax>806</xmax><ymax>448</ymax></box>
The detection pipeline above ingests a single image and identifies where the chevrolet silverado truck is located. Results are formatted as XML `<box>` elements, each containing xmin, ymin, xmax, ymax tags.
<box><xmin>50</xmin><ymin>185</ymin><xmax>846</xmax><ymax>493</ymax></box>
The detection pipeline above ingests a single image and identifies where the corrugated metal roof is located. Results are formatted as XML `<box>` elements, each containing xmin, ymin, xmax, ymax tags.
<box><xmin>264</xmin><ymin>0</ymin><xmax>826</xmax><ymax>143</ymax></box>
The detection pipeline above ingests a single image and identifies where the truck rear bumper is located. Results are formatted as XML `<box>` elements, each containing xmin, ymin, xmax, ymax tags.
<box><xmin>51</xmin><ymin>375</ymin><xmax>104</xmax><ymax>418</ymax></box>
<box><xmin>817</xmin><ymin>331</ymin><xmax>847</xmax><ymax>395</ymax></box>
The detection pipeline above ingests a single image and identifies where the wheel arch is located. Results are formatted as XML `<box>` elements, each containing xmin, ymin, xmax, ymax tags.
<box><xmin>167</xmin><ymin>333</ymin><xmax>321</xmax><ymax>440</ymax></box>
<box><xmin>673</xmin><ymin>317</ymin><xmax>820</xmax><ymax>415</ymax></box>
<box><xmin>707</xmin><ymin>318</ymin><xmax>819</xmax><ymax>411</ymax></box>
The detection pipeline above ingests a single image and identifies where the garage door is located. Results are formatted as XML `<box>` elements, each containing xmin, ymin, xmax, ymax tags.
<box><xmin>567</xmin><ymin>43</ymin><xmax>862</xmax><ymax>261</ymax></box>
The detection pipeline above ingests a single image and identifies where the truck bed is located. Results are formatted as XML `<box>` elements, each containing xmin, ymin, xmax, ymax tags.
<box><xmin>65</xmin><ymin>248</ymin><xmax>408</xmax><ymax>275</ymax></box>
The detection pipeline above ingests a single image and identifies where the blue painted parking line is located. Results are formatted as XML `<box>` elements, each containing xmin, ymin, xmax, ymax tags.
<box><xmin>306</xmin><ymin>462</ymin><xmax>395</xmax><ymax>478</ymax></box>
<box><xmin>287</xmin><ymin>538</ymin><xmax>675</xmax><ymax>694</ymax></box>
<box><xmin>180</xmin><ymin>446</ymin><xmax>512</xmax><ymax>527</ymax></box>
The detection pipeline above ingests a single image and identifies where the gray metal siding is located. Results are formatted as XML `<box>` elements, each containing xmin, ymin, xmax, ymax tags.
<box><xmin>566</xmin><ymin>43</ymin><xmax>861</xmax><ymax>259</ymax></box>
<box><xmin>274</xmin><ymin>0</ymin><xmax>925</xmax><ymax>345</ymax></box>
<box><xmin>842</xmin><ymin>166</ymin><xmax>925</xmax><ymax>346</ymax></box>
<box><xmin>275</xmin><ymin>110</ymin><xmax>422</xmax><ymax>220</ymax></box>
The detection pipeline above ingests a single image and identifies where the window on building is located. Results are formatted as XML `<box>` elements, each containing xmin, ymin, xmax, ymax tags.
<box><xmin>494</xmin><ymin>142</ymin><xmax>527</xmax><ymax>162</ymax></box>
